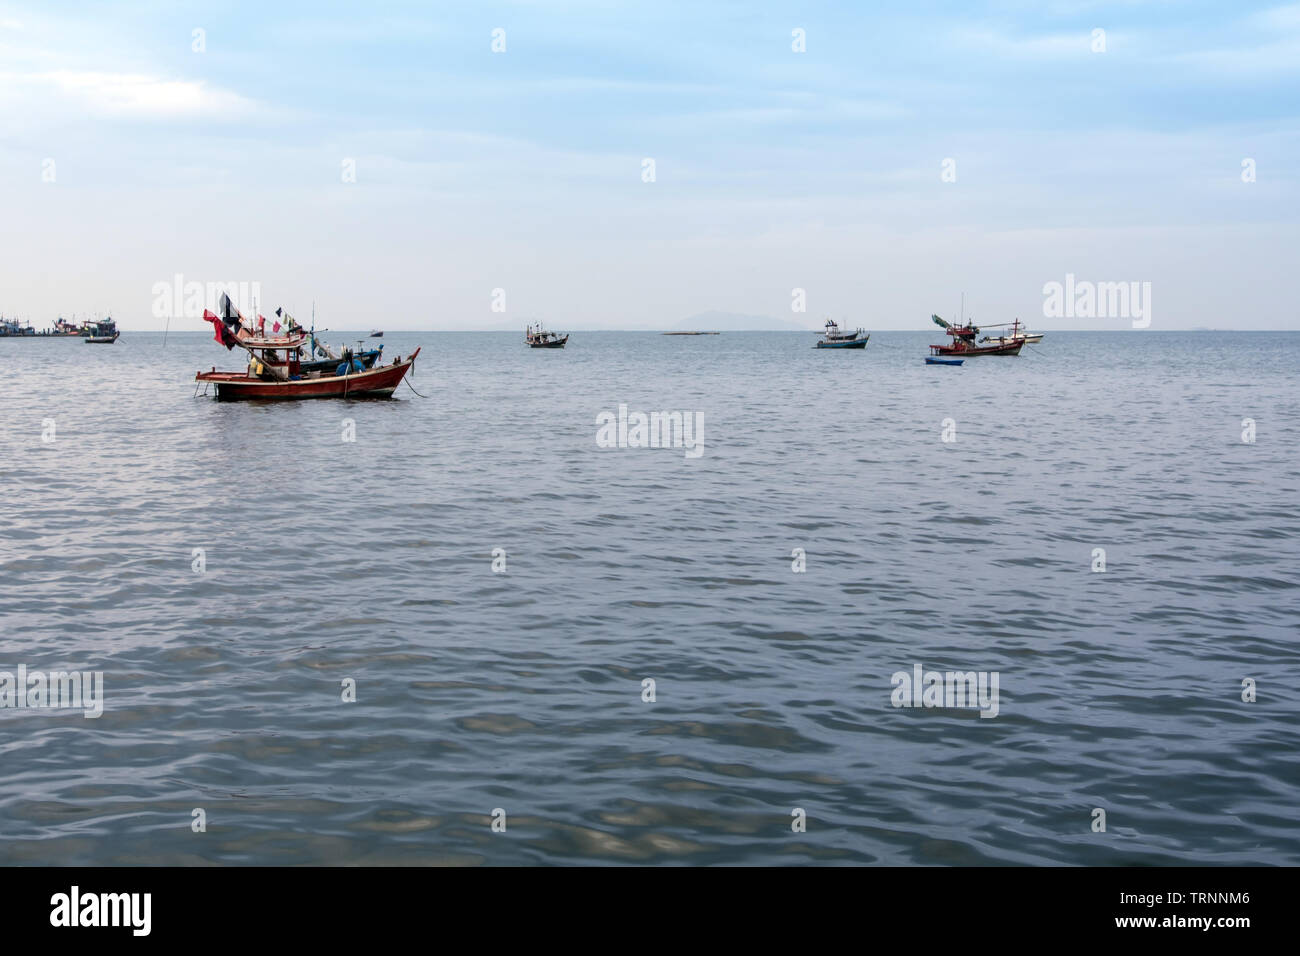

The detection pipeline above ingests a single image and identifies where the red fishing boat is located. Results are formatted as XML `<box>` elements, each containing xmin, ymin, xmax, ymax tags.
<box><xmin>194</xmin><ymin>297</ymin><xmax>420</xmax><ymax>400</ymax></box>
<box><xmin>929</xmin><ymin>314</ymin><xmax>1024</xmax><ymax>357</ymax></box>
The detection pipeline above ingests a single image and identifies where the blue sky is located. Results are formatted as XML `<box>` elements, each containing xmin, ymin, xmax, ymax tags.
<box><xmin>2</xmin><ymin>0</ymin><xmax>1298</xmax><ymax>329</ymax></box>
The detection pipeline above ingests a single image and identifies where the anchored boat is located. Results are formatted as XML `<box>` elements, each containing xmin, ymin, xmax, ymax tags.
<box><xmin>84</xmin><ymin>318</ymin><xmax>119</xmax><ymax>343</ymax></box>
<box><xmin>0</xmin><ymin>317</ymin><xmax>36</xmax><ymax>337</ymax></box>
<box><xmin>981</xmin><ymin>321</ymin><xmax>1043</xmax><ymax>346</ymax></box>
<box><xmin>526</xmin><ymin>323</ymin><xmax>568</xmax><ymax>348</ymax></box>
<box><xmin>929</xmin><ymin>315</ymin><xmax>1023</xmax><ymax>357</ymax></box>
<box><xmin>814</xmin><ymin>319</ymin><xmax>869</xmax><ymax>349</ymax></box>
<box><xmin>194</xmin><ymin>296</ymin><xmax>419</xmax><ymax>400</ymax></box>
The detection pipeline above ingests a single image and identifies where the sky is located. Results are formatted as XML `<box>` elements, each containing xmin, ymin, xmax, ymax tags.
<box><xmin>1</xmin><ymin>0</ymin><xmax>1298</xmax><ymax>330</ymax></box>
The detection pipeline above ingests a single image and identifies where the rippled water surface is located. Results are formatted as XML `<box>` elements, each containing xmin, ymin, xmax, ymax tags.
<box><xmin>1</xmin><ymin>329</ymin><xmax>1298</xmax><ymax>865</ymax></box>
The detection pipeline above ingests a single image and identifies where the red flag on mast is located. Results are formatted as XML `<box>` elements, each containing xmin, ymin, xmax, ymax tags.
<box><xmin>203</xmin><ymin>309</ymin><xmax>240</xmax><ymax>349</ymax></box>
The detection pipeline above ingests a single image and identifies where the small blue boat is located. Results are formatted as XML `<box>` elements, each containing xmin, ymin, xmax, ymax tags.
<box><xmin>925</xmin><ymin>356</ymin><xmax>964</xmax><ymax>366</ymax></box>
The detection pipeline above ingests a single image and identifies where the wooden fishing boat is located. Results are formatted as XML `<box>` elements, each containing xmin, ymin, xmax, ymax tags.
<box><xmin>84</xmin><ymin>318</ymin><xmax>119</xmax><ymax>343</ymax></box>
<box><xmin>929</xmin><ymin>315</ymin><xmax>1022</xmax><ymax>357</ymax></box>
<box><xmin>197</xmin><ymin>340</ymin><xmax>420</xmax><ymax>400</ymax></box>
<box><xmin>526</xmin><ymin>323</ymin><xmax>568</xmax><ymax>348</ymax></box>
<box><xmin>925</xmin><ymin>356</ymin><xmax>964</xmax><ymax>365</ymax></box>
<box><xmin>814</xmin><ymin>319</ymin><xmax>869</xmax><ymax>349</ymax></box>
<box><xmin>196</xmin><ymin>303</ymin><xmax>419</xmax><ymax>399</ymax></box>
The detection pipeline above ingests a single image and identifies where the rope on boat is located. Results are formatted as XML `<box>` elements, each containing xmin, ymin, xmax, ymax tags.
<box><xmin>404</xmin><ymin>375</ymin><xmax>428</xmax><ymax>398</ymax></box>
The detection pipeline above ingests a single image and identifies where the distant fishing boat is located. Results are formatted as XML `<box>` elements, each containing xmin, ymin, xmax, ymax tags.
<box><xmin>981</xmin><ymin>332</ymin><xmax>1043</xmax><ymax>345</ymax></box>
<box><xmin>925</xmin><ymin>357</ymin><xmax>964</xmax><ymax>365</ymax></box>
<box><xmin>0</xmin><ymin>316</ymin><xmax>36</xmax><ymax>337</ymax></box>
<box><xmin>84</xmin><ymin>318</ymin><xmax>119</xmax><ymax>343</ymax></box>
<box><xmin>1</xmin><ymin>315</ymin><xmax>90</xmax><ymax>337</ymax></box>
<box><xmin>526</xmin><ymin>323</ymin><xmax>568</xmax><ymax>348</ymax></box>
<box><xmin>814</xmin><ymin>319</ymin><xmax>868</xmax><ymax>349</ymax></box>
<box><xmin>369</xmin><ymin>330</ymin><xmax>383</xmax><ymax>338</ymax></box>
<box><xmin>981</xmin><ymin>320</ymin><xmax>1043</xmax><ymax>346</ymax></box>
<box><xmin>929</xmin><ymin>315</ymin><xmax>1022</xmax><ymax>357</ymax></box>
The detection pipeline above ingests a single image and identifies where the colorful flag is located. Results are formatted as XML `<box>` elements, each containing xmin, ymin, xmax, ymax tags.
<box><xmin>218</xmin><ymin>292</ymin><xmax>245</xmax><ymax>330</ymax></box>
<box><xmin>203</xmin><ymin>309</ymin><xmax>240</xmax><ymax>349</ymax></box>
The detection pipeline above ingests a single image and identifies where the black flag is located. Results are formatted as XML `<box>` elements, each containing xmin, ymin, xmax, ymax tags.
<box><xmin>218</xmin><ymin>292</ymin><xmax>245</xmax><ymax>332</ymax></box>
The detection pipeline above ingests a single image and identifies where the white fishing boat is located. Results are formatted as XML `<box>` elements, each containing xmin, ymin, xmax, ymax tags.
<box><xmin>979</xmin><ymin>319</ymin><xmax>1043</xmax><ymax>346</ymax></box>
<box><xmin>814</xmin><ymin>319</ymin><xmax>869</xmax><ymax>349</ymax></box>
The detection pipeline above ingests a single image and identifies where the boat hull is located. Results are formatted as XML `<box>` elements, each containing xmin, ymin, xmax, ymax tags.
<box><xmin>85</xmin><ymin>333</ymin><xmax>119</xmax><ymax>344</ymax></box>
<box><xmin>815</xmin><ymin>334</ymin><xmax>869</xmax><ymax>349</ymax></box>
<box><xmin>925</xmin><ymin>357</ymin><xmax>964</xmax><ymax>365</ymax></box>
<box><xmin>528</xmin><ymin>336</ymin><xmax>568</xmax><ymax>348</ymax></box>
<box><xmin>930</xmin><ymin>341</ymin><xmax>1022</xmax><ymax>357</ymax></box>
<box><xmin>196</xmin><ymin>348</ymin><xmax>420</xmax><ymax>401</ymax></box>
<box><xmin>983</xmin><ymin>334</ymin><xmax>1042</xmax><ymax>346</ymax></box>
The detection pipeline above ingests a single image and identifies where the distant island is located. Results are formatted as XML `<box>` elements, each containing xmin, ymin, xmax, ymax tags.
<box><xmin>675</xmin><ymin>311</ymin><xmax>817</xmax><ymax>331</ymax></box>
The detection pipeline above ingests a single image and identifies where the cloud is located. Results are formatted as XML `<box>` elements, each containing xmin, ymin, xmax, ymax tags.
<box><xmin>1</xmin><ymin>71</ymin><xmax>260</xmax><ymax>118</ymax></box>
<box><xmin>1248</xmin><ymin>4</ymin><xmax>1300</xmax><ymax>31</ymax></box>
<box><xmin>947</xmin><ymin>27</ymin><xmax>1099</xmax><ymax>60</ymax></box>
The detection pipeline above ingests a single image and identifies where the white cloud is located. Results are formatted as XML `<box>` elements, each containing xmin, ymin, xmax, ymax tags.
<box><xmin>0</xmin><ymin>70</ymin><xmax>259</xmax><ymax>118</ymax></box>
<box><xmin>43</xmin><ymin>71</ymin><xmax>256</xmax><ymax>116</ymax></box>
<box><xmin>947</xmin><ymin>27</ymin><xmax>1099</xmax><ymax>59</ymax></box>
